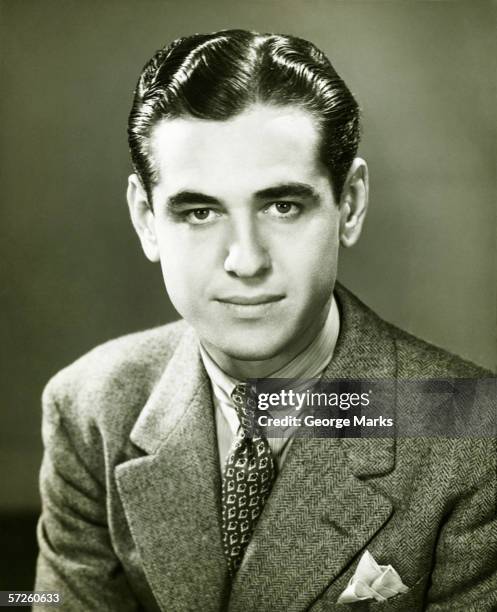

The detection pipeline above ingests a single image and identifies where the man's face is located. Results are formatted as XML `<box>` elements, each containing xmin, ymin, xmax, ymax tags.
<box><xmin>134</xmin><ymin>104</ymin><xmax>354</xmax><ymax>376</ymax></box>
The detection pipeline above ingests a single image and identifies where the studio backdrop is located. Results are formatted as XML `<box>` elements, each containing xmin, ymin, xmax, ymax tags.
<box><xmin>1</xmin><ymin>0</ymin><xmax>495</xmax><ymax>515</ymax></box>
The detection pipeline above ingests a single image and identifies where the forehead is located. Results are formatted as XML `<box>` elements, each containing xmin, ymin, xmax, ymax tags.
<box><xmin>149</xmin><ymin>104</ymin><xmax>328</xmax><ymax>196</ymax></box>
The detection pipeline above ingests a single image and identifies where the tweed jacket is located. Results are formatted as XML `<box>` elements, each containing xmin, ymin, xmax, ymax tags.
<box><xmin>35</xmin><ymin>284</ymin><xmax>497</xmax><ymax>611</ymax></box>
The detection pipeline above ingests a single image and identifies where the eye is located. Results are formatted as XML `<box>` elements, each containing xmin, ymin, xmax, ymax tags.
<box><xmin>265</xmin><ymin>201</ymin><xmax>302</xmax><ymax>218</ymax></box>
<box><xmin>184</xmin><ymin>208</ymin><xmax>220</xmax><ymax>225</ymax></box>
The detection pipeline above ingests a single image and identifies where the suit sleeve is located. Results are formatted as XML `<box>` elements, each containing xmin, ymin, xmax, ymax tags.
<box><xmin>425</xmin><ymin>438</ymin><xmax>497</xmax><ymax>611</ymax></box>
<box><xmin>34</xmin><ymin>379</ymin><xmax>140</xmax><ymax>611</ymax></box>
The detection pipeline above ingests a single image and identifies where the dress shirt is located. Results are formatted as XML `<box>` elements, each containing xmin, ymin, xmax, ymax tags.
<box><xmin>199</xmin><ymin>295</ymin><xmax>340</xmax><ymax>473</ymax></box>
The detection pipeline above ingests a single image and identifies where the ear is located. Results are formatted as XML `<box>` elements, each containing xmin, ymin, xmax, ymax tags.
<box><xmin>126</xmin><ymin>174</ymin><xmax>160</xmax><ymax>262</ymax></box>
<box><xmin>338</xmin><ymin>158</ymin><xmax>369</xmax><ymax>247</ymax></box>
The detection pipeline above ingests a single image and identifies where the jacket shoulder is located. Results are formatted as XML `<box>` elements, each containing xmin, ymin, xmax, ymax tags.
<box><xmin>386</xmin><ymin>322</ymin><xmax>493</xmax><ymax>378</ymax></box>
<box><xmin>335</xmin><ymin>283</ymin><xmax>493</xmax><ymax>378</ymax></box>
<box><xmin>43</xmin><ymin>319</ymin><xmax>189</xmax><ymax>425</ymax></box>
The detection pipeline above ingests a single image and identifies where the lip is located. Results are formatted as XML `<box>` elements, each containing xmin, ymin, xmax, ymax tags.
<box><xmin>214</xmin><ymin>294</ymin><xmax>285</xmax><ymax>318</ymax></box>
<box><xmin>216</xmin><ymin>294</ymin><xmax>284</xmax><ymax>306</ymax></box>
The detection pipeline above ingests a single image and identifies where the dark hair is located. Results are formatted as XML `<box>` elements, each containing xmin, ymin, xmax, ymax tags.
<box><xmin>128</xmin><ymin>29</ymin><xmax>360</xmax><ymax>206</ymax></box>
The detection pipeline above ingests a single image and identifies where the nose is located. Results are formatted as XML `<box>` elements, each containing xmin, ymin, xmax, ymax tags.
<box><xmin>224</xmin><ymin>219</ymin><xmax>270</xmax><ymax>278</ymax></box>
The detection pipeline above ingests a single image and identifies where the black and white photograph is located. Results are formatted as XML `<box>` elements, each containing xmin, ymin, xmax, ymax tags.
<box><xmin>1</xmin><ymin>1</ymin><xmax>496</xmax><ymax>610</ymax></box>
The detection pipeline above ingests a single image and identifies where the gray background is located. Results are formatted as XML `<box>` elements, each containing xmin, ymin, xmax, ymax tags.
<box><xmin>1</xmin><ymin>0</ymin><xmax>496</xmax><ymax>511</ymax></box>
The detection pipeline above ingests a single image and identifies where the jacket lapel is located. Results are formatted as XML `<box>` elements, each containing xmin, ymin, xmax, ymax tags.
<box><xmin>229</xmin><ymin>284</ymin><xmax>398</xmax><ymax>611</ymax></box>
<box><xmin>115</xmin><ymin>326</ymin><xmax>229</xmax><ymax>612</ymax></box>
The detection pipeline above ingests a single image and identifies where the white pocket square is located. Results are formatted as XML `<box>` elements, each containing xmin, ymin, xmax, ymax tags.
<box><xmin>337</xmin><ymin>550</ymin><xmax>409</xmax><ymax>604</ymax></box>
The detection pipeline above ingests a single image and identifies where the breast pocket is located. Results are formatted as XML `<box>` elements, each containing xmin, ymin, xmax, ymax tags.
<box><xmin>309</xmin><ymin>572</ymin><xmax>430</xmax><ymax>611</ymax></box>
<box><xmin>360</xmin><ymin>572</ymin><xmax>430</xmax><ymax>611</ymax></box>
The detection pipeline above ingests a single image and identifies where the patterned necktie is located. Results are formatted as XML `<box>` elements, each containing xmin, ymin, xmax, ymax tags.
<box><xmin>221</xmin><ymin>383</ymin><xmax>276</xmax><ymax>575</ymax></box>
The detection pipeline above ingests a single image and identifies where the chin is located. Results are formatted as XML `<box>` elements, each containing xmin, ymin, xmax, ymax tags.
<box><xmin>208</xmin><ymin>332</ymin><xmax>288</xmax><ymax>363</ymax></box>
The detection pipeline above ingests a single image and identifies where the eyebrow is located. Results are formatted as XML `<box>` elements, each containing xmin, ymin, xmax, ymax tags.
<box><xmin>167</xmin><ymin>191</ymin><xmax>220</xmax><ymax>209</ymax></box>
<box><xmin>254</xmin><ymin>183</ymin><xmax>320</xmax><ymax>201</ymax></box>
<box><xmin>165</xmin><ymin>182</ymin><xmax>320</xmax><ymax>210</ymax></box>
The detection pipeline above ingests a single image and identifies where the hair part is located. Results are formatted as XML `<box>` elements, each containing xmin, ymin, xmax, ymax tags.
<box><xmin>128</xmin><ymin>29</ymin><xmax>361</xmax><ymax>206</ymax></box>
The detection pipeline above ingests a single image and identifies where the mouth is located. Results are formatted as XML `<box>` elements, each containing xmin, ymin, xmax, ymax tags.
<box><xmin>216</xmin><ymin>294</ymin><xmax>284</xmax><ymax>306</ymax></box>
<box><xmin>214</xmin><ymin>294</ymin><xmax>285</xmax><ymax>318</ymax></box>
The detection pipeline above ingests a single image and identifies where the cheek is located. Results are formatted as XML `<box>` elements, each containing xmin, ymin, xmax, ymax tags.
<box><xmin>159</xmin><ymin>253</ymin><xmax>200</xmax><ymax>308</ymax></box>
<box><xmin>155</xmin><ymin>227</ymin><xmax>214</xmax><ymax>314</ymax></box>
<box><xmin>286</xmin><ymin>217</ymin><xmax>340</xmax><ymax>281</ymax></box>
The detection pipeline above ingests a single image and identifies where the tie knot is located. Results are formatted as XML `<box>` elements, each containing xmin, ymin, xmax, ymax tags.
<box><xmin>231</xmin><ymin>383</ymin><xmax>257</xmax><ymax>433</ymax></box>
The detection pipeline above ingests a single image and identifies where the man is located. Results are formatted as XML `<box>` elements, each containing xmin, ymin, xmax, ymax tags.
<box><xmin>35</xmin><ymin>30</ymin><xmax>496</xmax><ymax>610</ymax></box>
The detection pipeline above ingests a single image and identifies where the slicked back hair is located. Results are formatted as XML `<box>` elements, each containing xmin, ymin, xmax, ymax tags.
<box><xmin>128</xmin><ymin>29</ymin><xmax>361</xmax><ymax>207</ymax></box>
